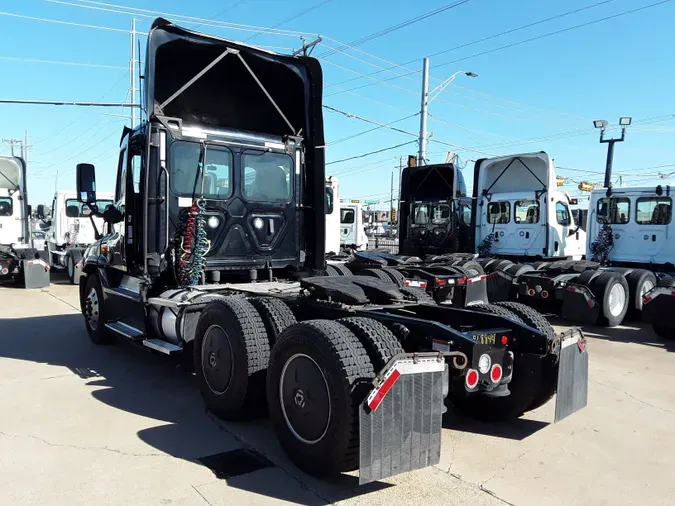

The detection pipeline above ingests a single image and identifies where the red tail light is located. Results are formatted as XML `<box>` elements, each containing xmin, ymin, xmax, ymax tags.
<box><xmin>541</xmin><ymin>290</ymin><xmax>549</xmax><ymax>299</ymax></box>
<box><xmin>465</xmin><ymin>369</ymin><xmax>479</xmax><ymax>390</ymax></box>
<box><xmin>501</xmin><ymin>335</ymin><xmax>508</xmax><ymax>345</ymax></box>
<box><xmin>490</xmin><ymin>364</ymin><xmax>503</xmax><ymax>384</ymax></box>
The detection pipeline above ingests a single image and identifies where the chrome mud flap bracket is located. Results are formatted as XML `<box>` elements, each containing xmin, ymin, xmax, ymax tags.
<box><xmin>554</xmin><ymin>330</ymin><xmax>589</xmax><ymax>423</ymax></box>
<box><xmin>359</xmin><ymin>354</ymin><xmax>445</xmax><ymax>485</ymax></box>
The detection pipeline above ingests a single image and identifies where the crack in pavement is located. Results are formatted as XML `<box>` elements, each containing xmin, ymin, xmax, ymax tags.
<box><xmin>191</xmin><ymin>485</ymin><xmax>214</xmax><ymax>506</ymax></box>
<box><xmin>445</xmin><ymin>471</ymin><xmax>516</xmax><ymax>506</ymax></box>
<box><xmin>0</xmin><ymin>430</ymin><xmax>169</xmax><ymax>458</ymax></box>
<box><xmin>41</xmin><ymin>288</ymin><xmax>80</xmax><ymax>312</ymax></box>
<box><xmin>592</xmin><ymin>379</ymin><xmax>675</xmax><ymax>416</ymax></box>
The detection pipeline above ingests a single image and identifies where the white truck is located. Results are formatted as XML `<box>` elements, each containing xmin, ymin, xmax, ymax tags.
<box><xmin>40</xmin><ymin>190</ymin><xmax>114</xmax><ymax>284</ymax></box>
<box><xmin>340</xmin><ymin>201</ymin><xmax>369</xmax><ymax>251</ymax></box>
<box><xmin>0</xmin><ymin>156</ymin><xmax>49</xmax><ymax>288</ymax></box>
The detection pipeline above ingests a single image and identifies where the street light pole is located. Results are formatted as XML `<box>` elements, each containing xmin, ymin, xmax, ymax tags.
<box><xmin>418</xmin><ymin>59</ymin><xmax>477</xmax><ymax>166</ymax></box>
<box><xmin>418</xmin><ymin>58</ymin><xmax>430</xmax><ymax>165</ymax></box>
<box><xmin>594</xmin><ymin>118</ymin><xmax>631</xmax><ymax>188</ymax></box>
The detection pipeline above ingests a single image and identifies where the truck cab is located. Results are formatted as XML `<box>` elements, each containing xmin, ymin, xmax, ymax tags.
<box><xmin>0</xmin><ymin>157</ymin><xmax>29</xmax><ymax>250</ymax></box>
<box><xmin>472</xmin><ymin>152</ymin><xmax>585</xmax><ymax>261</ymax></box>
<box><xmin>340</xmin><ymin>202</ymin><xmax>369</xmax><ymax>250</ymax></box>
<box><xmin>586</xmin><ymin>186</ymin><xmax>674</xmax><ymax>266</ymax></box>
<box><xmin>398</xmin><ymin>163</ymin><xmax>471</xmax><ymax>257</ymax></box>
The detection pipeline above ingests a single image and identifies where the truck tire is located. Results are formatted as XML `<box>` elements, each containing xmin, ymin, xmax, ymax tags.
<box><xmin>82</xmin><ymin>274</ymin><xmax>114</xmax><ymax>345</ymax></box>
<box><xmin>494</xmin><ymin>301</ymin><xmax>558</xmax><ymax>411</ymax></box>
<box><xmin>575</xmin><ymin>269</ymin><xmax>601</xmax><ymax>287</ymax></box>
<box><xmin>324</xmin><ymin>265</ymin><xmax>340</xmax><ymax>276</ymax></box>
<box><xmin>358</xmin><ymin>267</ymin><xmax>393</xmax><ymax>283</ymax></box>
<box><xmin>504</xmin><ymin>263</ymin><xmax>535</xmax><ymax>277</ymax></box>
<box><xmin>471</xmin><ymin>303</ymin><xmax>524</xmax><ymax>324</ymax></box>
<box><xmin>332</xmin><ymin>264</ymin><xmax>352</xmax><ymax>276</ymax></box>
<box><xmin>249</xmin><ymin>297</ymin><xmax>297</xmax><ymax>347</ymax></box>
<box><xmin>18</xmin><ymin>248</ymin><xmax>38</xmax><ymax>260</ymax></box>
<box><xmin>399</xmin><ymin>286</ymin><xmax>435</xmax><ymax>304</ymax></box>
<box><xmin>486</xmin><ymin>259</ymin><xmax>513</xmax><ymax>273</ymax></box>
<box><xmin>37</xmin><ymin>250</ymin><xmax>49</xmax><ymax>264</ymax></box>
<box><xmin>381</xmin><ymin>267</ymin><xmax>405</xmax><ymax>287</ymax></box>
<box><xmin>266</xmin><ymin>320</ymin><xmax>374</xmax><ymax>476</ymax></box>
<box><xmin>338</xmin><ymin>317</ymin><xmax>404</xmax><ymax>371</ymax></box>
<box><xmin>625</xmin><ymin>269</ymin><xmax>657</xmax><ymax>316</ymax></box>
<box><xmin>532</xmin><ymin>261</ymin><xmax>548</xmax><ymax>270</ymax></box>
<box><xmin>194</xmin><ymin>297</ymin><xmax>270</xmax><ymax>420</ymax></box>
<box><xmin>66</xmin><ymin>249</ymin><xmax>83</xmax><ymax>285</ymax></box>
<box><xmin>653</xmin><ymin>325</ymin><xmax>675</xmax><ymax>340</ymax></box>
<box><xmin>477</xmin><ymin>258</ymin><xmax>498</xmax><ymax>270</ymax></box>
<box><xmin>453</xmin><ymin>260</ymin><xmax>485</xmax><ymax>277</ymax></box>
<box><xmin>590</xmin><ymin>272</ymin><xmax>630</xmax><ymax>327</ymax></box>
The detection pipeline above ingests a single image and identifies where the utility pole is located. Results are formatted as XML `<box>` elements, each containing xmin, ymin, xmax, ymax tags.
<box><xmin>130</xmin><ymin>18</ymin><xmax>137</xmax><ymax>128</ymax></box>
<box><xmin>418</xmin><ymin>57</ymin><xmax>430</xmax><ymax>166</ymax></box>
<box><xmin>593</xmin><ymin>117</ymin><xmax>631</xmax><ymax>188</ymax></box>
<box><xmin>2</xmin><ymin>139</ymin><xmax>23</xmax><ymax>157</ymax></box>
<box><xmin>390</xmin><ymin>171</ymin><xmax>394</xmax><ymax>227</ymax></box>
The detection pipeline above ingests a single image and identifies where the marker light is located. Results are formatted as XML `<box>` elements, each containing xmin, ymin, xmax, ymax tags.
<box><xmin>465</xmin><ymin>369</ymin><xmax>479</xmax><ymax>390</ymax></box>
<box><xmin>253</xmin><ymin>218</ymin><xmax>264</xmax><ymax>229</ymax></box>
<box><xmin>207</xmin><ymin>216</ymin><xmax>220</xmax><ymax>228</ymax></box>
<box><xmin>490</xmin><ymin>364</ymin><xmax>503</xmax><ymax>384</ymax></box>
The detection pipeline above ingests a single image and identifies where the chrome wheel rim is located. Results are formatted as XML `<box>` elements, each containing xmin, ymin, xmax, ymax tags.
<box><xmin>608</xmin><ymin>283</ymin><xmax>627</xmax><ymax>317</ymax></box>
<box><xmin>67</xmin><ymin>256</ymin><xmax>74</xmax><ymax>278</ymax></box>
<box><xmin>279</xmin><ymin>353</ymin><xmax>331</xmax><ymax>445</ymax></box>
<box><xmin>85</xmin><ymin>287</ymin><xmax>99</xmax><ymax>330</ymax></box>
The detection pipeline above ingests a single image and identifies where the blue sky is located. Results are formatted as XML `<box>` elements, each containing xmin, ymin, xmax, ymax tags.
<box><xmin>1</xmin><ymin>0</ymin><xmax>674</xmax><ymax>206</ymax></box>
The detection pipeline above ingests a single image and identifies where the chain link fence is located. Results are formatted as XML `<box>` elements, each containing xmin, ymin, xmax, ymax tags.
<box><xmin>368</xmin><ymin>236</ymin><xmax>399</xmax><ymax>254</ymax></box>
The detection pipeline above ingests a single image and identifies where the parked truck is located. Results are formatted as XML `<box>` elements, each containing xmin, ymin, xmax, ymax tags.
<box><xmin>325</xmin><ymin>176</ymin><xmax>340</xmax><ymax>255</ymax></box>
<box><xmin>0</xmin><ymin>156</ymin><xmax>50</xmax><ymax>288</ymax></box>
<box><xmin>39</xmin><ymin>190</ymin><xmax>114</xmax><ymax>284</ymax></box>
<box><xmin>72</xmin><ymin>18</ymin><xmax>588</xmax><ymax>484</ymax></box>
<box><xmin>340</xmin><ymin>201</ymin><xmax>369</xmax><ymax>250</ymax></box>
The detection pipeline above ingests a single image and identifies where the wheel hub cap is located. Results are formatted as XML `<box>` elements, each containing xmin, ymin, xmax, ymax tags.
<box><xmin>201</xmin><ymin>325</ymin><xmax>233</xmax><ymax>395</ymax></box>
<box><xmin>280</xmin><ymin>354</ymin><xmax>330</xmax><ymax>444</ymax></box>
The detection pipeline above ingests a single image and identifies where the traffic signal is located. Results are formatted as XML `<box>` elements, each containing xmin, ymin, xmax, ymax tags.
<box><xmin>578</xmin><ymin>181</ymin><xmax>595</xmax><ymax>192</ymax></box>
<box><xmin>556</xmin><ymin>176</ymin><xmax>565</xmax><ymax>187</ymax></box>
<box><xmin>391</xmin><ymin>208</ymin><xmax>397</xmax><ymax>221</ymax></box>
<box><xmin>407</xmin><ymin>155</ymin><xmax>417</xmax><ymax>168</ymax></box>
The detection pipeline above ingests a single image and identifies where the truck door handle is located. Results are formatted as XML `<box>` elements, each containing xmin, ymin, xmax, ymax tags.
<box><xmin>525</xmin><ymin>232</ymin><xmax>530</xmax><ymax>239</ymax></box>
<box><xmin>652</xmin><ymin>235</ymin><xmax>656</xmax><ymax>242</ymax></box>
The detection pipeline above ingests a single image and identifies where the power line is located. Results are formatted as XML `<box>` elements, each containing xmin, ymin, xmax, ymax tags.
<box><xmin>433</xmin><ymin>0</ymin><xmax>674</xmax><ymax>69</ymax></box>
<box><xmin>0</xmin><ymin>55</ymin><xmax>126</xmax><ymax>70</ymax></box>
<box><xmin>326</xmin><ymin>141</ymin><xmax>417</xmax><ymax>166</ymax></box>
<box><xmin>245</xmin><ymin>0</ymin><xmax>335</xmax><ymax>42</ymax></box>
<box><xmin>327</xmin><ymin>113</ymin><xmax>419</xmax><ymax>145</ymax></box>
<box><xmin>319</xmin><ymin>0</ymin><xmax>474</xmax><ymax>58</ymax></box>
<box><xmin>0</xmin><ymin>10</ymin><xmax>130</xmax><ymax>33</ymax></box>
<box><xmin>191</xmin><ymin>0</ymin><xmax>250</xmax><ymax>30</ymax></box>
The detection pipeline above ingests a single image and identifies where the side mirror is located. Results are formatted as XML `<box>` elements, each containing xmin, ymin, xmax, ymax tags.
<box><xmin>36</xmin><ymin>204</ymin><xmax>44</xmax><ymax>219</ymax></box>
<box><xmin>76</xmin><ymin>163</ymin><xmax>97</xmax><ymax>204</ymax></box>
<box><xmin>28</xmin><ymin>205</ymin><xmax>33</xmax><ymax>217</ymax></box>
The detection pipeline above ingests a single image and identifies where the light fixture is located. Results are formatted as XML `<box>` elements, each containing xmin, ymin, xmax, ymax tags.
<box><xmin>465</xmin><ymin>72</ymin><xmax>478</xmax><ymax>77</ymax></box>
<box><xmin>478</xmin><ymin>353</ymin><xmax>491</xmax><ymax>374</ymax></box>
<box><xmin>253</xmin><ymin>217</ymin><xmax>264</xmax><ymax>230</ymax></box>
<box><xmin>593</xmin><ymin>120</ymin><xmax>608</xmax><ymax>129</ymax></box>
<box><xmin>207</xmin><ymin>216</ymin><xmax>219</xmax><ymax>229</ymax></box>
<box><xmin>619</xmin><ymin>117</ymin><xmax>632</xmax><ymax>126</ymax></box>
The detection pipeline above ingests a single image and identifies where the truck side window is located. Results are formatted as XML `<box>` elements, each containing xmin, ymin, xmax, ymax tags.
<box><xmin>636</xmin><ymin>197</ymin><xmax>672</xmax><ymax>225</ymax></box>
<box><xmin>340</xmin><ymin>208</ymin><xmax>355</xmax><ymax>224</ymax></box>
<box><xmin>116</xmin><ymin>148</ymin><xmax>128</xmax><ymax>203</ymax></box>
<box><xmin>596</xmin><ymin>197</ymin><xmax>630</xmax><ymax>224</ymax></box>
<box><xmin>130</xmin><ymin>154</ymin><xmax>142</xmax><ymax>194</ymax></box>
<box><xmin>556</xmin><ymin>202</ymin><xmax>571</xmax><ymax>226</ymax></box>
<box><xmin>0</xmin><ymin>197</ymin><xmax>12</xmax><ymax>216</ymax></box>
<box><xmin>487</xmin><ymin>201</ymin><xmax>510</xmax><ymax>224</ymax></box>
<box><xmin>325</xmin><ymin>187</ymin><xmax>334</xmax><ymax>215</ymax></box>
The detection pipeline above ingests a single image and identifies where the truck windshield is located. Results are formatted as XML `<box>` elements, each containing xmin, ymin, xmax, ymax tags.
<box><xmin>170</xmin><ymin>142</ymin><xmax>233</xmax><ymax>200</ymax></box>
<box><xmin>0</xmin><ymin>197</ymin><xmax>12</xmax><ymax>216</ymax></box>
<box><xmin>412</xmin><ymin>204</ymin><xmax>450</xmax><ymax>225</ymax></box>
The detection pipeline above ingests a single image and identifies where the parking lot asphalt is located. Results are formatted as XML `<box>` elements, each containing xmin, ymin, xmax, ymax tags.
<box><xmin>1</xmin><ymin>275</ymin><xmax>674</xmax><ymax>506</ymax></box>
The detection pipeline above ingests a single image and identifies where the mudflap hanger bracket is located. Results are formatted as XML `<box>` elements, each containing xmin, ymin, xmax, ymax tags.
<box><xmin>359</xmin><ymin>352</ymin><xmax>449</xmax><ymax>485</ymax></box>
<box><xmin>156</xmin><ymin>47</ymin><xmax>299</xmax><ymax>136</ymax></box>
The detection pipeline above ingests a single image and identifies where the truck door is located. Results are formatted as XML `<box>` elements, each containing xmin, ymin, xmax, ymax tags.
<box><xmin>481</xmin><ymin>200</ymin><xmax>511</xmax><ymax>254</ymax></box>
<box><xmin>589</xmin><ymin>196</ymin><xmax>631</xmax><ymax>261</ymax></box>
<box><xmin>634</xmin><ymin>196</ymin><xmax>673</xmax><ymax>263</ymax></box>
<box><xmin>553</xmin><ymin>200</ymin><xmax>583</xmax><ymax>258</ymax></box>
<box><xmin>340</xmin><ymin>205</ymin><xmax>357</xmax><ymax>247</ymax></box>
<box><xmin>513</xmin><ymin>198</ymin><xmax>545</xmax><ymax>254</ymax></box>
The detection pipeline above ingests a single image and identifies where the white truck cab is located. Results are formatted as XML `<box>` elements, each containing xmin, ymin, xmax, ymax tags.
<box><xmin>340</xmin><ymin>202</ymin><xmax>369</xmax><ymax>251</ymax></box>
<box><xmin>586</xmin><ymin>186</ymin><xmax>674</xmax><ymax>265</ymax></box>
<box><xmin>473</xmin><ymin>151</ymin><xmax>585</xmax><ymax>260</ymax></box>
<box><xmin>44</xmin><ymin>190</ymin><xmax>114</xmax><ymax>283</ymax></box>
<box><xmin>325</xmin><ymin>177</ymin><xmax>341</xmax><ymax>255</ymax></box>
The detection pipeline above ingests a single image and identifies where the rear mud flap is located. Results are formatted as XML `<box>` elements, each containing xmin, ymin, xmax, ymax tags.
<box><xmin>359</xmin><ymin>358</ymin><xmax>444</xmax><ymax>485</ymax></box>
<box><xmin>561</xmin><ymin>284</ymin><xmax>599</xmax><ymax>325</ymax></box>
<box><xmin>554</xmin><ymin>332</ymin><xmax>589</xmax><ymax>423</ymax></box>
<box><xmin>459</xmin><ymin>276</ymin><xmax>489</xmax><ymax>305</ymax></box>
<box><xmin>486</xmin><ymin>270</ymin><xmax>513</xmax><ymax>302</ymax></box>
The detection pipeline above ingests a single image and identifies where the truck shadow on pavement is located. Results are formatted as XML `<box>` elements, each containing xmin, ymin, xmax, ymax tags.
<box><xmin>0</xmin><ymin>313</ymin><xmax>392</xmax><ymax>505</ymax></box>
<box><xmin>549</xmin><ymin>317</ymin><xmax>675</xmax><ymax>352</ymax></box>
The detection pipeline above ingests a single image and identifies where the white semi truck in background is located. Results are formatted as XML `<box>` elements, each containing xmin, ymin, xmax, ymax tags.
<box><xmin>39</xmin><ymin>190</ymin><xmax>114</xmax><ymax>284</ymax></box>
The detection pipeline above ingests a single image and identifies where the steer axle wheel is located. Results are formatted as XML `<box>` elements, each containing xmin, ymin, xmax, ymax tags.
<box><xmin>266</xmin><ymin>320</ymin><xmax>375</xmax><ymax>476</ymax></box>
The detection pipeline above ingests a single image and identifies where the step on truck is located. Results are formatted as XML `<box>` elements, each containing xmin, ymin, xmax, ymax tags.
<box><xmin>0</xmin><ymin>156</ymin><xmax>50</xmax><ymax>288</ymax></box>
<box><xmin>73</xmin><ymin>18</ymin><xmax>588</xmax><ymax>484</ymax></box>
<box><xmin>39</xmin><ymin>190</ymin><xmax>114</xmax><ymax>284</ymax></box>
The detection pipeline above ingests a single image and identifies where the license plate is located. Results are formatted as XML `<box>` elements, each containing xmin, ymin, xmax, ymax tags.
<box><xmin>471</xmin><ymin>333</ymin><xmax>497</xmax><ymax>345</ymax></box>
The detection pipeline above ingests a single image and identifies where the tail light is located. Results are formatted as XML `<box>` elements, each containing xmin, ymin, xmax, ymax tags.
<box><xmin>465</xmin><ymin>369</ymin><xmax>479</xmax><ymax>390</ymax></box>
<box><xmin>541</xmin><ymin>290</ymin><xmax>549</xmax><ymax>299</ymax></box>
<box><xmin>490</xmin><ymin>364</ymin><xmax>503</xmax><ymax>384</ymax></box>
